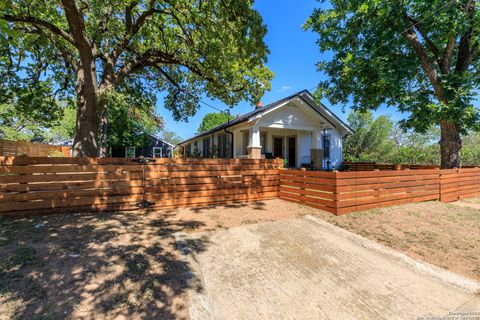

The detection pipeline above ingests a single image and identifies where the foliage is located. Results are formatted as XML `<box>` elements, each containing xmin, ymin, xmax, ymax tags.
<box><xmin>0</xmin><ymin>0</ymin><xmax>273</xmax><ymax>156</ymax></box>
<box><xmin>45</xmin><ymin>105</ymin><xmax>77</xmax><ymax>143</ymax></box>
<box><xmin>0</xmin><ymin>89</ymin><xmax>164</xmax><ymax>149</ymax></box>
<box><xmin>306</xmin><ymin>0</ymin><xmax>480</xmax><ymax>167</ymax></box>
<box><xmin>0</xmin><ymin>98</ymin><xmax>69</xmax><ymax>142</ymax></box>
<box><xmin>344</xmin><ymin>110</ymin><xmax>442</xmax><ymax>165</ymax></box>
<box><xmin>388</xmin><ymin>125</ymin><xmax>440</xmax><ymax>165</ymax></box>
<box><xmin>196</xmin><ymin>112</ymin><xmax>234</xmax><ymax>134</ymax></box>
<box><xmin>157</xmin><ymin>129</ymin><xmax>183</xmax><ymax>145</ymax></box>
<box><xmin>343</xmin><ymin>110</ymin><xmax>395</xmax><ymax>162</ymax></box>
<box><xmin>104</xmin><ymin>91</ymin><xmax>163</xmax><ymax>147</ymax></box>
<box><xmin>461</xmin><ymin>132</ymin><xmax>480</xmax><ymax>165</ymax></box>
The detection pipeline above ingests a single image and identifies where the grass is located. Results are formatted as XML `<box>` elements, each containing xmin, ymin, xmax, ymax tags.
<box><xmin>314</xmin><ymin>201</ymin><xmax>480</xmax><ymax>281</ymax></box>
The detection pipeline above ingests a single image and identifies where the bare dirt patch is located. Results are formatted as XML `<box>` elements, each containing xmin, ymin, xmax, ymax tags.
<box><xmin>313</xmin><ymin>201</ymin><xmax>480</xmax><ymax>281</ymax></box>
<box><xmin>0</xmin><ymin>199</ymin><xmax>305</xmax><ymax>319</ymax></box>
<box><xmin>462</xmin><ymin>197</ymin><xmax>480</xmax><ymax>205</ymax></box>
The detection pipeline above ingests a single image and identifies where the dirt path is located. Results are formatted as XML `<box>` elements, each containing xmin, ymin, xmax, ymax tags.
<box><xmin>0</xmin><ymin>199</ymin><xmax>308</xmax><ymax>319</ymax></box>
<box><xmin>182</xmin><ymin>217</ymin><xmax>476</xmax><ymax>320</ymax></box>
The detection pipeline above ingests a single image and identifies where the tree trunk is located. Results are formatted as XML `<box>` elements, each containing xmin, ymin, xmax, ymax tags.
<box><xmin>98</xmin><ymin>106</ymin><xmax>108</xmax><ymax>158</ymax></box>
<box><xmin>72</xmin><ymin>66</ymin><xmax>99</xmax><ymax>157</ymax></box>
<box><xmin>439</xmin><ymin>120</ymin><xmax>462</xmax><ymax>169</ymax></box>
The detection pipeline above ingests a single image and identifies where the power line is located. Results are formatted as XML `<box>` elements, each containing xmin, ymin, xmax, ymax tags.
<box><xmin>308</xmin><ymin>1</ymin><xmax>454</xmax><ymax>94</ymax></box>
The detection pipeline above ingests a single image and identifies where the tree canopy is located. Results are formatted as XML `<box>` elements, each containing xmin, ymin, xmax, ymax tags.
<box><xmin>343</xmin><ymin>110</ymin><xmax>480</xmax><ymax>166</ymax></box>
<box><xmin>306</xmin><ymin>0</ymin><xmax>480</xmax><ymax>168</ymax></box>
<box><xmin>0</xmin><ymin>0</ymin><xmax>273</xmax><ymax>156</ymax></box>
<box><xmin>196</xmin><ymin>112</ymin><xmax>234</xmax><ymax>134</ymax></box>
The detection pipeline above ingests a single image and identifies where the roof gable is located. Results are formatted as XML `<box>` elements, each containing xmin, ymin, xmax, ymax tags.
<box><xmin>178</xmin><ymin>90</ymin><xmax>353</xmax><ymax>145</ymax></box>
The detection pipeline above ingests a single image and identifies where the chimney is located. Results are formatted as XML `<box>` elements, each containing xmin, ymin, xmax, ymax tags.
<box><xmin>255</xmin><ymin>101</ymin><xmax>263</xmax><ymax>109</ymax></box>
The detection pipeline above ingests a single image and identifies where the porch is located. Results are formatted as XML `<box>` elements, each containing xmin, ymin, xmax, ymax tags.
<box><xmin>232</xmin><ymin>126</ymin><xmax>328</xmax><ymax>169</ymax></box>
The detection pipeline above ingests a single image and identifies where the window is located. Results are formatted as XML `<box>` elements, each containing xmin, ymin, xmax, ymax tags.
<box><xmin>125</xmin><ymin>147</ymin><xmax>136</xmax><ymax>158</ymax></box>
<box><xmin>260</xmin><ymin>132</ymin><xmax>267</xmax><ymax>154</ymax></box>
<box><xmin>323</xmin><ymin>133</ymin><xmax>331</xmax><ymax>159</ymax></box>
<box><xmin>193</xmin><ymin>141</ymin><xmax>200</xmax><ymax>157</ymax></box>
<box><xmin>242</xmin><ymin>131</ymin><xmax>249</xmax><ymax>155</ymax></box>
<box><xmin>203</xmin><ymin>138</ymin><xmax>211</xmax><ymax>157</ymax></box>
<box><xmin>185</xmin><ymin>144</ymin><xmax>191</xmax><ymax>157</ymax></box>
<box><xmin>218</xmin><ymin>134</ymin><xmax>230</xmax><ymax>158</ymax></box>
<box><xmin>153</xmin><ymin>147</ymin><xmax>162</xmax><ymax>158</ymax></box>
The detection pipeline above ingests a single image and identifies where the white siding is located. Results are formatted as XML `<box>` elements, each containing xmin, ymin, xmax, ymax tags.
<box><xmin>323</xmin><ymin>128</ymin><xmax>343</xmax><ymax>169</ymax></box>
<box><xmin>298</xmin><ymin>132</ymin><xmax>311</xmax><ymax>166</ymax></box>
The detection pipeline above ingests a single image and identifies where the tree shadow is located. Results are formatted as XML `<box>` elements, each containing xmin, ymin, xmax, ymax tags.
<box><xmin>0</xmin><ymin>209</ymin><xmax>207</xmax><ymax>319</ymax></box>
<box><xmin>187</xmin><ymin>200</ymin><xmax>268</xmax><ymax>214</ymax></box>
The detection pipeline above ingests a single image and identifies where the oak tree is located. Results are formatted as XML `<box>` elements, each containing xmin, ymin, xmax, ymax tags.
<box><xmin>306</xmin><ymin>0</ymin><xmax>480</xmax><ymax>168</ymax></box>
<box><xmin>1</xmin><ymin>0</ymin><xmax>272</xmax><ymax>156</ymax></box>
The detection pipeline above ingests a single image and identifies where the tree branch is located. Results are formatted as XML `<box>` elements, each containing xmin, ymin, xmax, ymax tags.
<box><xmin>406</xmin><ymin>15</ymin><xmax>441</xmax><ymax>62</ymax></box>
<box><xmin>403</xmin><ymin>15</ymin><xmax>446</xmax><ymax>103</ymax></box>
<box><xmin>455</xmin><ymin>0</ymin><xmax>476</xmax><ymax>72</ymax></box>
<box><xmin>0</xmin><ymin>14</ymin><xmax>75</xmax><ymax>46</ymax></box>
<box><xmin>37</xmin><ymin>27</ymin><xmax>78</xmax><ymax>70</ymax></box>
<box><xmin>441</xmin><ymin>37</ymin><xmax>455</xmax><ymax>74</ymax></box>
<box><xmin>111</xmin><ymin>1</ymin><xmax>167</xmax><ymax>63</ymax></box>
<box><xmin>61</xmin><ymin>0</ymin><xmax>92</xmax><ymax>52</ymax></box>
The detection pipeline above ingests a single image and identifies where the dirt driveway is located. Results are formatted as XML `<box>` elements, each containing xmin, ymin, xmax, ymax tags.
<box><xmin>181</xmin><ymin>216</ymin><xmax>478</xmax><ymax>320</ymax></box>
<box><xmin>1</xmin><ymin>199</ymin><xmax>479</xmax><ymax>319</ymax></box>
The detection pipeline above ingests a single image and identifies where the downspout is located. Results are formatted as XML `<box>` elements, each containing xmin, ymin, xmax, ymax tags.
<box><xmin>224</xmin><ymin>120</ymin><xmax>234</xmax><ymax>159</ymax></box>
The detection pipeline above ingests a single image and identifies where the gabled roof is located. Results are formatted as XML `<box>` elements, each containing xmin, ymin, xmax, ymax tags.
<box><xmin>177</xmin><ymin>90</ymin><xmax>353</xmax><ymax>146</ymax></box>
<box><xmin>136</xmin><ymin>132</ymin><xmax>175</xmax><ymax>147</ymax></box>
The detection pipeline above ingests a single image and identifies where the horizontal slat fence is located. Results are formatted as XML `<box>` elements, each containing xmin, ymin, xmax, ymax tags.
<box><xmin>1</xmin><ymin>157</ymin><xmax>479</xmax><ymax>217</ymax></box>
<box><xmin>280</xmin><ymin>167</ymin><xmax>480</xmax><ymax>215</ymax></box>
<box><xmin>334</xmin><ymin>170</ymin><xmax>440</xmax><ymax>214</ymax></box>
<box><xmin>279</xmin><ymin>170</ymin><xmax>337</xmax><ymax>213</ymax></box>
<box><xmin>0</xmin><ymin>157</ymin><xmax>282</xmax><ymax>216</ymax></box>
<box><xmin>0</xmin><ymin>140</ymin><xmax>71</xmax><ymax>157</ymax></box>
<box><xmin>342</xmin><ymin>162</ymin><xmax>439</xmax><ymax>171</ymax></box>
<box><xmin>440</xmin><ymin>168</ymin><xmax>480</xmax><ymax>202</ymax></box>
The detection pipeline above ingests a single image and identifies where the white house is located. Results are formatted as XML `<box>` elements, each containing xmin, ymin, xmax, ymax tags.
<box><xmin>176</xmin><ymin>90</ymin><xmax>353</xmax><ymax>169</ymax></box>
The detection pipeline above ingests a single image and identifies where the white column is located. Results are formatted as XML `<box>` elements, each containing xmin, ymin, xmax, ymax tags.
<box><xmin>311</xmin><ymin>130</ymin><xmax>323</xmax><ymax>149</ymax></box>
<box><xmin>250</xmin><ymin>125</ymin><xmax>261</xmax><ymax>147</ymax></box>
<box><xmin>248</xmin><ymin>125</ymin><xmax>262</xmax><ymax>159</ymax></box>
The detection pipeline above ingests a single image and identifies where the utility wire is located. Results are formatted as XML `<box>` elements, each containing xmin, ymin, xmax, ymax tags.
<box><xmin>307</xmin><ymin>1</ymin><xmax>454</xmax><ymax>94</ymax></box>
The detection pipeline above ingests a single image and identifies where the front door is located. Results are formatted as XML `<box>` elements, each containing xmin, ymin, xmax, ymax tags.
<box><xmin>273</xmin><ymin>137</ymin><xmax>283</xmax><ymax>158</ymax></box>
<box><xmin>288</xmin><ymin>136</ymin><xmax>296</xmax><ymax>167</ymax></box>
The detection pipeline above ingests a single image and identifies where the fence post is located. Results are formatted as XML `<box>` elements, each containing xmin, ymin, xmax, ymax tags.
<box><xmin>333</xmin><ymin>170</ymin><xmax>339</xmax><ymax>215</ymax></box>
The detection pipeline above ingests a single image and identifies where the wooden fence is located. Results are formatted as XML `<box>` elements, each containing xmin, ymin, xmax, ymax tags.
<box><xmin>0</xmin><ymin>140</ymin><xmax>71</xmax><ymax>157</ymax></box>
<box><xmin>0</xmin><ymin>157</ymin><xmax>282</xmax><ymax>217</ymax></box>
<box><xmin>1</xmin><ymin>156</ymin><xmax>479</xmax><ymax>217</ymax></box>
<box><xmin>342</xmin><ymin>161</ymin><xmax>439</xmax><ymax>171</ymax></box>
<box><xmin>440</xmin><ymin>168</ymin><xmax>480</xmax><ymax>203</ymax></box>
<box><xmin>280</xmin><ymin>168</ymin><xmax>480</xmax><ymax>215</ymax></box>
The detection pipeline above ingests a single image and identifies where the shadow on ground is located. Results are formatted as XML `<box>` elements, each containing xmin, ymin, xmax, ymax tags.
<box><xmin>0</xmin><ymin>209</ymin><xmax>210</xmax><ymax>319</ymax></box>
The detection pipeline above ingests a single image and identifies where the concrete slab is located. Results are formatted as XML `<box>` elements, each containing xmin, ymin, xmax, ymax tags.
<box><xmin>179</xmin><ymin>217</ymin><xmax>478</xmax><ymax>320</ymax></box>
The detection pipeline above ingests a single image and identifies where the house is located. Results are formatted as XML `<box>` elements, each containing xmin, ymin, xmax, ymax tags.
<box><xmin>110</xmin><ymin>133</ymin><xmax>174</xmax><ymax>158</ymax></box>
<box><xmin>176</xmin><ymin>90</ymin><xmax>353</xmax><ymax>169</ymax></box>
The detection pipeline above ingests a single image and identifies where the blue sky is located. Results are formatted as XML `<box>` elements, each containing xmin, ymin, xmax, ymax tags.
<box><xmin>157</xmin><ymin>0</ymin><xmax>402</xmax><ymax>140</ymax></box>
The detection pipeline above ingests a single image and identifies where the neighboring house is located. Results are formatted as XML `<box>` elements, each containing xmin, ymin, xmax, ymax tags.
<box><xmin>176</xmin><ymin>90</ymin><xmax>353</xmax><ymax>169</ymax></box>
<box><xmin>110</xmin><ymin>133</ymin><xmax>174</xmax><ymax>158</ymax></box>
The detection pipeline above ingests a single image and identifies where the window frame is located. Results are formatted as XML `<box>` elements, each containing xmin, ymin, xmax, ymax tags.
<box><xmin>260</xmin><ymin>132</ymin><xmax>267</xmax><ymax>154</ymax></box>
<box><xmin>125</xmin><ymin>147</ymin><xmax>136</xmax><ymax>158</ymax></box>
<box><xmin>218</xmin><ymin>134</ymin><xmax>229</xmax><ymax>158</ymax></box>
<box><xmin>152</xmin><ymin>147</ymin><xmax>162</xmax><ymax>158</ymax></box>
<box><xmin>242</xmin><ymin>131</ymin><xmax>249</xmax><ymax>155</ymax></box>
<box><xmin>323</xmin><ymin>133</ymin><xmax>331</xmax><ymax>159</ymax></box>
<box><xmin>202</xmin><ymin>137</ymin><xmax>211</xmax><ymax>158</ymax></box>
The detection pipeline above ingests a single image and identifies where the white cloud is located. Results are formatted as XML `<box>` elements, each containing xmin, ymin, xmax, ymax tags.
<box><xmin>277</xmin><ymin>85</ymin><xmax>294</xmax><ymax>93</ymax></box>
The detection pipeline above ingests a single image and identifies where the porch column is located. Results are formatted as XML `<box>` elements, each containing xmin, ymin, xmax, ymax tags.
<box><xmin>247</xmin><ymin>125</ymin><xmax>262</xmax><ymax>159</ymax></box>
<box><xmin>311</xmin><ymin>130</ymin><xmax>323</xmax><ymax>170</ymax></box>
